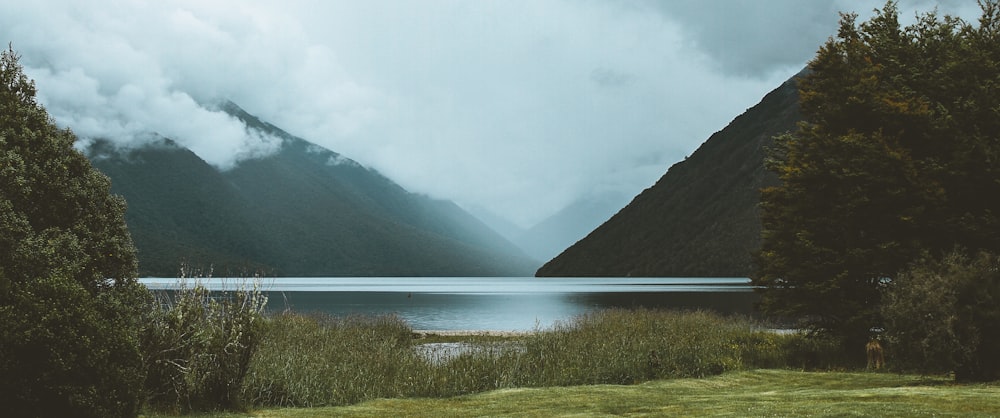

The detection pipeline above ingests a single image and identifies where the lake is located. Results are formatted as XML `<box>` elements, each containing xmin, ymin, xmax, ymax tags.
<box><xmin>139</xmin><ymin>277</ymin><xmax>757</xmax><ymax>331</ymax></box>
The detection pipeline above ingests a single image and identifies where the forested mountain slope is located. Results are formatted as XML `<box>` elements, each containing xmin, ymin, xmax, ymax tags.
<box><xmin>89</xmin><ymin>102</ymin><xmax>538</xmax><ymax>277</ymax></box>
<box><xmin>537</xmin><ymin>72</ymin><xmax>803</xmax><ymax>277</ymax></box>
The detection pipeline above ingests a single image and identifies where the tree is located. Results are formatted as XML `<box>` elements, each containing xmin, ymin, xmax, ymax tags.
<box><xmin>755</xmin><ymin>1</ymin><xmax>1000</xmax><ymax>353</ymax></box>
<box><xmin>0</xmin><ymin>45</ymin><xmax>149</xmax><ymax>417</ymax></box>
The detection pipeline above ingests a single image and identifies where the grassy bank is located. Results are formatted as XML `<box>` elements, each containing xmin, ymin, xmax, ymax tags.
<box><xmin>234</xmin><ymin>309</ymin><xmax>803</xmax><ymax>409</ymax></box>
<box><xmin>143</xmin><ymin>302</ymin><xmax>820</xmax><ymax>413</ymax></box>
<box><xmin>140</xmin><ymin>296</ymin><xmax>989</xmax><ymax>415</ymax></box>
<box><xmin>147</xmin><ymin>369</ymin><xmax>1000</xmax><ymax>417</ymax></box>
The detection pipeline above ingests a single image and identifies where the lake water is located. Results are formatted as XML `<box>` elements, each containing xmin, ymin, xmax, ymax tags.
<box><xmin>139</xmin><ymin>277</ymin><xmax>757</xmax><ymax>331</ymax></box>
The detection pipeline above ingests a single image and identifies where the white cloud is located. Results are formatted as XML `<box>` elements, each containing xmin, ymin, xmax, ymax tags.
<box><xmin>0</xmin><ymin>0</ymin><xmax>983</xmax><ymax>226</ymax></box>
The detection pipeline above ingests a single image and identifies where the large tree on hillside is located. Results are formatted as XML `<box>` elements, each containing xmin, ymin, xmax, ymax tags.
<box><xmin>754</xmin><ymin>1</ymin><xmax>1000</xmax><ymax>348</ymax></box>
<box><xmin>0</xmin><ymin>46</ymin><xmax>149</xmax><ymax>417</ymax></box>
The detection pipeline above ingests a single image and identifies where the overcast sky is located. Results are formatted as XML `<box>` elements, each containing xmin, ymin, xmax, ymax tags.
<box><xmin>1</xmin><ymin>0</ymin><xmax>982</xmax><ymax>227</ymax></box>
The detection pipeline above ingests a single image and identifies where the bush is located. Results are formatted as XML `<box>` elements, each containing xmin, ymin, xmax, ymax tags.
<box><xmin>141</xmin><ymin>276</ymin><xmax>267</xmax><ymax>413</ymax></box>
<box><xmin>883</xmin><ymin>250</ymin><xmax>1000</xmax><ymax>381</ymax></box>
<box><xmin>0</xmin><ymin>275</ymin><xmax>148</xmax><ymax>418</ymax></box>
<box><xmin>0</xmin><ymin>46</ymin><xmax>146</xmax><ymax>417</ymax></box>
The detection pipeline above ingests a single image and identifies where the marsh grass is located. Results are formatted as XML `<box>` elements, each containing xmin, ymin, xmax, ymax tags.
<box><xmin>141</xmin><ymin>306</ymin><xmax>858</xmax><ymax>413</ymax></box>
<box><xmin>516</xmin><ymin>309</ymin><xmax>759</xmax><ymax>385</ymax></box>
<box><xmin>241</xmin><ymin>313</ymin><xmax>421</xmax><ymax>407</ymax></box>
<box><xmin>137</xmin><ymin>303</ymin><xmax>996</xmax><ymax>415</ymax></box>
<box><xmin>228</xmin><ymin>308</ymin><xmax>837</xmax><ymax>410</ymax></box>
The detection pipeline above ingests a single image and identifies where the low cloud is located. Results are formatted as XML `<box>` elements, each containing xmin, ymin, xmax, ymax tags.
<box><xmin>31</xmin><ymin>65</ymin><xmax>282</xmax><ymax>170</ymax></box>
<box><xmin>1</xmin><ymin>0</ymin><xmax>983</xmax><ymax>226</ymax></box>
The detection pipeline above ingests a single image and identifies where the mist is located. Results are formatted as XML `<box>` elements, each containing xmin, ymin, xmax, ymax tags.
<box><xmin>0</xmin><ymin>0</ymin><xmax>981</xmax><ymax>227</ymax></box>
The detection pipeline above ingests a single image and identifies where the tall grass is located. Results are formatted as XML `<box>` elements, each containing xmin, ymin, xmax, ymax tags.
<box><xmin>517</xmin><ymin>309</ymin><xmax>769</xmax><ymax>386</ymax></box>
<box><xmin>242</xmin><ymin>313</ymin><xmax>424</xmax><ymax>407</ymax></box>
<box><xmin>133</xmin><ymin>276</ymin><xmax>842</xmax><ymax>412</ymax></box>
<box><xmin>137</xmin><ymin>294</ymin><xmax>846</xmax><ymax>412</ymax></box>
<box><xmin>230</xmin><ymin>308</ymin><xmax>837</xmax><ymax>409</ymax></box>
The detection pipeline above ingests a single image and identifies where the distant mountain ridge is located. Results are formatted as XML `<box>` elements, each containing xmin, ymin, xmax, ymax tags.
<box><xmin>89</xmin><ymin>101</ymin><xmax>538</xmax><ymax>277</ymax></box>
<box><xmin>512</xmin><ymin>192</ymin><xmax>628</xmax><ymax>262</ymax></box>
<box><xmin>537</xmin><ymin>72</ymin><xmax>803</xmax><ymax>277</ymax></box>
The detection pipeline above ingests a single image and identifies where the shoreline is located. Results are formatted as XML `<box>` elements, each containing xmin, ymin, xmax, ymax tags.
<box><xmin>412</xmin><ymin>329</ymin><xmax>535</xmax><ymax>338</ymax></box>
<box><xmin>412</xmin><ymin>328</ymin><xmax>798</xmax><ymax>337</ymax></box>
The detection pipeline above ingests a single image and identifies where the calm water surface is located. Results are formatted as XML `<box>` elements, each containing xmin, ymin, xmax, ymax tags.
<box><xmin>140</xmin><ymin>277</ymin><xmax>756</xmax><ymax>331</ymax></box>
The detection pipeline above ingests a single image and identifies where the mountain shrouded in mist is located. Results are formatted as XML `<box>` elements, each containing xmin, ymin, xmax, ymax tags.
<box><xmin>537</xmin><ymin>71</ymin><xmax>804</xmax><ymax>277</ymax></box>
<box><xmin>512</xmin><ymin>192</ymin><xmax>628</xmax><ymax>262</ymax></box>
<box><xmin>88</xmin><ymin>101</ymin><xmax>538</xmax><ymax>277</ymax></box>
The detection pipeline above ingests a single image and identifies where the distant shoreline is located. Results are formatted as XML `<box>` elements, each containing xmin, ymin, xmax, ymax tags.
<box><xmin>412</xmin><ymin>328</ymin><xmax>800</xmax><ymax>338</ymax></box>
<box><xmin>413</xmin><ymin>329</ymin><xmax>535</xmax><ymax>338</ymax></box>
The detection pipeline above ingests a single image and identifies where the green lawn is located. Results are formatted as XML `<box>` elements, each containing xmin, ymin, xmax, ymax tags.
<box><xmin>149</xmin><ymin>369</ymin><xmax>1000</xmax><ymax>417</ymax></box>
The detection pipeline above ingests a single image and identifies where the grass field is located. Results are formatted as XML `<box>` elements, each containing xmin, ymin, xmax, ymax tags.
<box><xmin>147</xmin><ymin>369</ymin><xmax>1000</xmax><ymax>417</ymax></box>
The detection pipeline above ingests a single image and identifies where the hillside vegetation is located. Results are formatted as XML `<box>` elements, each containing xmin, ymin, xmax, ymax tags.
<box><xmin>537</xmin><ymin>71</ymin><xmax>802</xmax><ymax>277</ymax></box>
<box><xmin>89</xmin><ymin>102</ymin><xmax>538</xmax><ymax>277</ymax></box>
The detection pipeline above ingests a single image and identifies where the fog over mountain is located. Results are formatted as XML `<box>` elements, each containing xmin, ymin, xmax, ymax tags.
<box><xmin>537</xmin><ymin>71</ymin><xmax>803</xmax><ymax>277</ymax></box>
<box><xmin>88</xmin><ymin>101</ymin><xmax>539</xmax><ymax>277</ymax></box>
<box><xmin>1</xmin><ymin>1</ymin><xmax>981</xmax><ymax>230</ymax></box>
<box><xmin>513</xmin><ymin>192</ymin><xmax>629</xmax><ymax>262</ymax></box>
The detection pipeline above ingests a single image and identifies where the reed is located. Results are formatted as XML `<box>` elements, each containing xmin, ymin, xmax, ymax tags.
<box><xmin>231</xmin><ymin>308</ymin><xmax>834</xmax><ymax>409</ymax></box>
<box><xmin>515</xmin><ymin>309</ymin><xmax>759</xmax><ymax>386</ymax></box>
<box><xmin>241</xmin><ymin>312</ymin><xmax>427</xmax><ymax>407</ymax></box>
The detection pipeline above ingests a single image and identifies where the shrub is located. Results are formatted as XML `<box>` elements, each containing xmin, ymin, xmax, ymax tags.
<box><xmin>883</xmin><ymin>250</ymin><xmax>1000</xmax><ymax>381</ymax></box>
<box><xmin>0</xmin><ymin>275</ymin><xmax>148</xmax><ymax>418</ymax></box>
<box><xmin>141</xmin><ymin>276</ymin><xmax>267</xmax><ymax>413</ymax></box>
<box><xmin>0</xmin><ymin>46</ymin><xmax>146</xmax><ymax>417</ymax></box>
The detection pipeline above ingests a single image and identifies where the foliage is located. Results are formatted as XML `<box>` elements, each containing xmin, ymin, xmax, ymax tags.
<box><xmin>771</xmin><ymin>331</ymin><xmax>856</xmax><ymax>371</ymax></box>
<box><xmin>0</xmin><ymin>45</ymin><xmax>147</xmax><ymax>417</ymax></box>
<box><xmin>883</xmin><ymin>250</ymin><xmax>1000</xmax><ymax>381</ymax></box>
<box><xmin>755</xmin><ymin>1</ymin><xmax>1000</xmax><ymax>349</ymax></box>
<box><xmin>142</xmin><ymin>273</ymin><xmax>268</xmax><ymax>413</ymax></box>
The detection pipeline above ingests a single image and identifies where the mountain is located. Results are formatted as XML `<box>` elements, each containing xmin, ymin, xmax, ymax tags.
<box><xmin>536</xmin><ymin>72</ymin><xmax>803</xmax><ymax>277</ymax></box>
<box><xmin>513</xmin><ymin>191</ymin><xmax>628</xmax><ymax>262</ymax></box>
<box><xmin>88</xmin><ymin>102</ymin><xmax>539</xmax><ymax>277</ymax></box>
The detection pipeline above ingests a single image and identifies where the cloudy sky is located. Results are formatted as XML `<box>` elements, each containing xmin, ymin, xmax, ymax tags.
<box><xmin>1</xmin><ymin>0</ymin><xmax>982</xmax><ymax>227</ymax></box>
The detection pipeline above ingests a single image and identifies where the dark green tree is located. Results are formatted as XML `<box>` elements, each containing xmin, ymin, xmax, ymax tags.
<box><xmin>755</xmin><ymin>1</ymin><xmax>1000</xmax><ymax>353</ymax></box>
<box><xmin>0</xmin><ymin>46</ymin><xmax>149</xmax><ymax>417</ymax></box>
